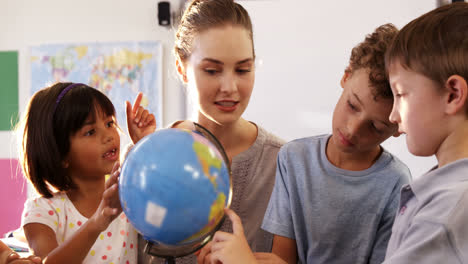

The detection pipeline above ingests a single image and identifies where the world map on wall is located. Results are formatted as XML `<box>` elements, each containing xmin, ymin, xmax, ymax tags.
<box><xmin>30</xmin><ymin>41</ymin><xmax>162</xmax><ymax>148</ymax></box>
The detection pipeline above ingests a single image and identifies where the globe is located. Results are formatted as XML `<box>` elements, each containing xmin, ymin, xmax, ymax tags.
<box><xmin>119</xmin><ymin>127</ymin><xmax>231</xmax><ymax>256</ymax></box>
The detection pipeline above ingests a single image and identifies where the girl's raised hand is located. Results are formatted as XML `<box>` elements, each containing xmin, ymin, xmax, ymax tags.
<box><xmin>208</xmin><ymin>208</ymin><xmax>257</xmax><ymax>264</ymax></box>
<box><xmin>126</xmin><ymin>92</ymin><xmax>157</xmax><ymax>144</ymax></box>
<box><xmin>89</xmin><ymin>162</ymin><xmax>122</xmax><ymax>232</ymax></box>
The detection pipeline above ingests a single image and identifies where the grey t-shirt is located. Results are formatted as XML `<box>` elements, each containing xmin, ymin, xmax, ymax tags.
<box><xmin>139</xmin><ymin>123</ymin><xmax>284</xmax><ymax>263</ymax></box>
<box><xmin>384</xmin><ymin>158</ymin><xmax>468</xmax><ymax>264</ymax></box>
<box><xmin>262</xmin><ymin>134</ymin><xmax>411</xmax><ymax>264</ymax></box>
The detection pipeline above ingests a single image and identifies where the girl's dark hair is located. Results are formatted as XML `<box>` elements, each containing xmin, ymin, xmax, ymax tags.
<box><xmin>17</xmin><ymin>82</ymin><xmax>115</xmax><ymax>198</ymax></box>
<box><xmin>175</xmin><ymin>0</ymin><xmax>255</xmax><ymax>62</ymax></box>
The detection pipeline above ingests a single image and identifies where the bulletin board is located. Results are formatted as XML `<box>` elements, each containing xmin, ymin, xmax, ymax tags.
<box><xmin>0</xmin><ymin>51</ymin><xmax>19</xmax><ymax>131</ymax></box>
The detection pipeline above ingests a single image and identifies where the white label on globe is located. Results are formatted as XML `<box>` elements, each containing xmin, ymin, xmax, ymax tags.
<box><xmin>145</xmin><ymin>201</ymin><xmax>167</xmax><ymax>228</ymax></box>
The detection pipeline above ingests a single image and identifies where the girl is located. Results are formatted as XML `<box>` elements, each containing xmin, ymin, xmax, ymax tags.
<box><xmin>139</xmin><ymin>0</ymin><xmax>285</xmax><ymax>263</ymax></box>
<box><xmin>17</xmin><ymin>82</ymin><xmax>155</xmax><ymax>264</ymax></box>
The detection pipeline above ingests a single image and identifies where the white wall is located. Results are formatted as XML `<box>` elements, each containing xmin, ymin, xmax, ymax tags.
<box><xmin>0</xmin><ymin>0</ymin><xmax>438</xmax><ymax>181</ymax></box>
<box><xmin>238</xmin><ymin>0</ymin><xmax>438</xmax><ymax>178</ymax></box>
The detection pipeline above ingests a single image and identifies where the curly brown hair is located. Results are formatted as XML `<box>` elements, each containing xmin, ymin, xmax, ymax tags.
<box><xmin>345</xmin><ymin>23</ymin><xmax>399</xmax><ymax>100</ymax></box>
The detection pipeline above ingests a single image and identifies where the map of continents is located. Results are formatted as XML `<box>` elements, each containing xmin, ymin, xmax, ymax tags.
<box><xmin>30</xmin><ymin>42</ymin><xmax>162</xmax><ymax>147</ymax></box>
<box><xmin>182</xmin><ymin>132</ymin><xmax>228</xmax><ymax>243</ymax></box>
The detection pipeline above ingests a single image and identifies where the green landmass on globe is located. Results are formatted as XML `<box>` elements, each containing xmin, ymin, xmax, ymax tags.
<box><xmin>193</xmin><ymin>140</ymin><xmax>223</xmax><ymax>190</ymax></box>
<box><xmin>178</xmin><ymin>132</ymin><xmax>228</xmax><ymax>243</ymax></box>
<box><xmin>182</xmin><ymin>192</ymin><xmax>226</xmax><ymax>243</ymax></box>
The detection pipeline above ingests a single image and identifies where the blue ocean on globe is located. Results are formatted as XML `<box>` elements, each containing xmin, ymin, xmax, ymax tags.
<box><xmin>119</xmin><ymin>128</ymin><xmax>230</xmax><ymax>245</ymax></box>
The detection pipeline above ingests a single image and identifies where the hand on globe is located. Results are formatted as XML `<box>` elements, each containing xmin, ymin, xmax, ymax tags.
<box><xmin>89</xmin><ymin>162</ymin><xmax>122</xmax><ymax>232</ymax></box>
<box><xmin>208</xmin><ymin>209</ymin><xmax>257</xmax><ymax>264</ymax></box>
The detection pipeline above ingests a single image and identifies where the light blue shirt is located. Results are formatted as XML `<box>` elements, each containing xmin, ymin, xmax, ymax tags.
<box><xmin>262</xmin><ymin>135</ymin><xmax>411</xmax><ymax>264</ymax></box>
<box><xmin>384</xmin><ymin>159</ymin><xmax>468</xmax><ymax>264</ymax></box>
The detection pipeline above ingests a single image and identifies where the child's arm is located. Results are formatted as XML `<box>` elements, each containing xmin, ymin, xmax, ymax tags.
<box><xmin>0</xmin><ymin>240</ymin><xmax>42</xmax><ymax>264</ymax></box>
<box><xmin>261</xmin><ymin>148</ymin><xmax>298</xmax><ymax>264</ymax></box>
<box><xmin>271</xmin><ymin>235</ymin><xmax>297</xmax><ymax>264</ymax></box>
<box><xmin>368</xmin><ymin>182</ymin><xmax>403</xmax><ymax>264</ymax></box>
<box><xmin>126</xmin><ymin>92</ymin><xmax>156</xmax><ymax>144</ymax></box>
<box><xmin>24</xmin><ymin>163</ymin><xmax>122</xmax><ymax>264</ymax></box>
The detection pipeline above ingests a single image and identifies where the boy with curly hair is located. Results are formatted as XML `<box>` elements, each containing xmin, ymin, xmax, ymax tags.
<box><xmin>260</xmin><ymin>23</ymin><xmax>412</xmax><ymax>264</ymax></box>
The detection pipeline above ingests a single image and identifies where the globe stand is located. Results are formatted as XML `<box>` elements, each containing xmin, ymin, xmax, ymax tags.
<box><xmin>165</xmin><ymin>258</ymin><xmax>175</xmax><ymax>264</ymax></box>
<box><xmin>161</xmin><ymin>256</ymin><xmax>175</xmax><ymax>264</ymax></box>
<box><xmin>144</xmin><ymin>242</ymin><xmax>176</xmax><ymax>264</ymax></box>
<box><xmin>142</xmin><ymin>214</ymin><xmax>227</xmax><ymax>263</ymax></box>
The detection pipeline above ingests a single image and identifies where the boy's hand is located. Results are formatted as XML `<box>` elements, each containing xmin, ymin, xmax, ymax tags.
<box><xmin>208</xmin><ymin>208</ymin><xmax>257</xmax><ymax>264</ymax></box>
<box><xmin>254</xmin><ymin>253</ymin><xmax>288</xmax><ymax>264</ymax></box>
<box><xmin>6</xmin><ymin>252</ymin><xmax>42</xmax><ymax>263</ymax></box>
<box><xmin>126</xmin><ymin>92</ymin><xmax>156</xmax><ymax>144</ymax></box>
<box><xmin>90</xmin><ymin>162</ymin><xmax>122</xmax><ymax>232</ymax></box>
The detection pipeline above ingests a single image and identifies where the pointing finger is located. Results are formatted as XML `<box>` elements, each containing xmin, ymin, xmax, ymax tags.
<box><xmin>224</xmin><ymin>208</ymin><xmax>244</xmax><ymax>236</ymax></box>
<box><xmin>132</xmin><ymin>92</ymin><xmax>143</xmax><ymax>114</ymax></box>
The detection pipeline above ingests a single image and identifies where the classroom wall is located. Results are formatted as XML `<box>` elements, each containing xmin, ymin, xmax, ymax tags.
<box><xmin>238</xmin><ymin>0</ymin><xmax>438</xmax><ymax>178</ymax></box>
<box><xmin>0</xmin><ymin>159</ymin><xmax>27</xmax><ymax>237</ymax></box>
<box><xmin>0</xmin><ymin>0</ymin><xmax>438</xmax><ymax>231</ymax></box>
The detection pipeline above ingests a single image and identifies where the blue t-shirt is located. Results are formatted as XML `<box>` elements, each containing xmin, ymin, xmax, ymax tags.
<box><xmin>262</xmin><ymin>135</ymin><xmax>411</xmax><ymax>264</ymax></box>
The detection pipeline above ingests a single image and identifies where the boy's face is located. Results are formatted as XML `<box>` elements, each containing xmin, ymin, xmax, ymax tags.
<box><xmin>330</xmin><ymin>68</ymin><xmax>398</xmax><ymax>155</ymax></box>
<box><xmin>388</xmin><ymin>61</ymin><xmax>447</xmax><ymax>156</ymax></box>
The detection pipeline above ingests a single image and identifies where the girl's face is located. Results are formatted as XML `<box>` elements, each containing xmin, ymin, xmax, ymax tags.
<box><xmin>65</xmin><ymin>108</ymin><xmax>120</xmax><ymax>179</ymax></box>
<box><xmin>182</xmin><ymin>25</ymin><xmax>255</xmax><ymax>126</ymax></box>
